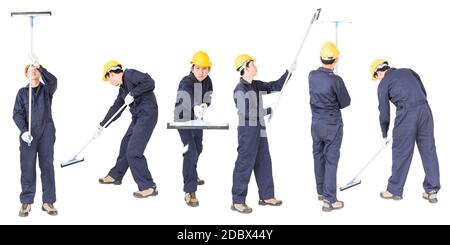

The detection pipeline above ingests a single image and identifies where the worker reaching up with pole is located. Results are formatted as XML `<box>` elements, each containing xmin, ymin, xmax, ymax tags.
<box><xmin>231</xmin><ymin>54</ymin><xmax>296</xmax><ymax>214</ymax></box>
<box><xmin>308</xmin><ymin>42</ymin><xmax>350</xmax><ymax>212</ymax></box>
<box><xmin>97</xmin><ymin>60</ymin><xmax>159</xmax><ymax>199</ymax></box>
<box><xmin>13</xmin><ymin>55</ymin><xmax>58</xmax><ymax>217</ymax></box>
<box><xmin>370</xmin><ymin>59</ymin><xmax>440</xmax><ymax>203</ymax></box>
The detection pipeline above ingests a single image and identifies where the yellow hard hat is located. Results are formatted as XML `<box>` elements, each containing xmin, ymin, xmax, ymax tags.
<box><xmin>102</xmin><ymin>60</ymin><xmax>122</xmax><ymax>81</ymax></box>
<box><xmin>191</xmin><ymin>51</ymin><xmax>212</xmax><ymax>67</ymax></box>
<box><xmin>320</xmin><ymin>42</ymin><xmax>340</xmax><ymax>59</ymax></box>
<box><xmin>370</xmin><ymin>59</ymin><xmax>388</xmax><ymax>81</ymax></box>
<box><xmin>234</xmin><ymin>54</ymin><xmax>255</xmax><ymax>71</ymax></box>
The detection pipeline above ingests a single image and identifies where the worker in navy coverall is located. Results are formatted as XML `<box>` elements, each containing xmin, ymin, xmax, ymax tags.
<box><xmin>309</xmin><ymin>42</ymin><xmax>350</xmax><ymax>212</ymax></box>
<box><xmin>174</xmin><ymin>51</ymin><xmax>213</xmax><ymax>207</ymax></box>
<box><xmin>371</xmin><ymin>59</ymin><xmax>440</xmax><ymax>203</ymax></box>
<box><xmin>13</xmin><ymin>54</ymin><xmax>58</xmax><ymax>217</ymax></box>
<box><xmin>97</xmin><ymin>60</ymin><xmax>158</xmax><ymax>198</ymax></box>
<box><xmin>231</xmin><ymin>53</ymin><xmax>296</xmax><ymax>214</ymax></box>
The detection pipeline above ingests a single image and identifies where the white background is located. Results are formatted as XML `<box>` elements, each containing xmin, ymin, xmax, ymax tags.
<box><xmin>0</xmin><ymin>0</ymin><xmax>449</xmax><ymax>224</ymax></box>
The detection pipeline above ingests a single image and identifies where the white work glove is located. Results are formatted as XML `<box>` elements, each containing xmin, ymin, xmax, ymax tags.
<box><xmin>21</xmin><ymin>131</ymin><xmax>33</xmax><ymax>144</ymax></box>
<box><xmin>381</xmin><ymin>137</ymin><xmax>389</xmax><ymax>149</ymax></box>
<box><xmin>92</xmin><ymin>125</ymin><xmax>104</xmax><ymax>139</ymax></box>
<box><xmin>28</xmin><ymin>53</ymin><xmax>40</xmax><ymax>67</ymax></box>
<box><xmin>194</xmin><ymin>103</ymin><xmax>208</xmax><ymax>120</ymax></box>
<box><xmin>288</xmin><ymin>60</ymin><xmax>297</xmax><ymax>73</ymax></box>
<box><xmin>124</xmin><ymin>93</ymin><xmax>134</xmax><ymax>106</ymax></box>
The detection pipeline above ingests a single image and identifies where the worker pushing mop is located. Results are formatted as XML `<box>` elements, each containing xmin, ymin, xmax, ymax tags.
<box><xmin>370</xmin><ymin>59</ymin><xmax>440</xmax><ymax>203</ymax></box>
<box><xmin>308</xmin><ymin>42</ymin><xmax>351</xmax><ymax>212</ymax></box>
<box><xmin>230</xmin><ymin>54</ymin><xmax>296</xmax><ymax>214</ymax></box>
<box><xmin>96</xmin><ymin>60</ymin><xmax>159</xmax><ymax>198</ymax></box>
<box><xmin>173</xmin><ymin>51</ymin><xmax>213</xmax><ymax>207</ymax></box>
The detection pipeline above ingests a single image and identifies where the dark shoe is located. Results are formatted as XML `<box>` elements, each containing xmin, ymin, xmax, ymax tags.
<box><xmin>322</xmin><ymin>200</ymin><xmax>344</xmax><ymax>212</ymax></box>
<box><xmin>19</xmin><ymin>204</ymin><xmax>31</xmax><ymax>217</ymax></box>
<box><xmin>133</xmin><ymin>187</ymin><xmax>158</xmax><ymax>198</ymax></box>
<box><xmin>318</xmin><ymin>194</ymin><xmax>324</xmax><ymax>201</ymax></box>
<box><xmin>99</xmin><ymin>175</ymin><xmax>121</xmax><ymax>185</ymax></box>
<box><xmin>197</xmin><ymin>177</ymin><xmax>205</xmax><ymax>185</ymax></box>
<box><xmin>185</xmin><ymin>192</ymin><xmax>199</xmax><ymax>207</ymax></box>
<box><xmin>231</xmin><ymin>203</ymin><xmax>252</xmax><ymax>214</ymax></box>
<box><xmin>423</xmin><ymin>190</ymin><xmax>438</xmax><ymax>203</ymax></box>
<box><xmin>42</xmin><ymin>203</ymin><xmax>58</xmax><ymax>216</ymax></box>
<box><xmin>258</xmin><ymin>198</ymin><xmax>283</xmax><ymax>206</ymax></box>
<box><xmin>380</xmin><ymin>191</ymin><xmax>402</xmax><ymax>200</ymax></box>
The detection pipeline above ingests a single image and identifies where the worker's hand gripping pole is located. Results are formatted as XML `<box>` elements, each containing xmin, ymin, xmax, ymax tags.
<box><xmin>11</xmin><ymin>11</ymin><xmax>52</xmax><ymax>146</ymax></box>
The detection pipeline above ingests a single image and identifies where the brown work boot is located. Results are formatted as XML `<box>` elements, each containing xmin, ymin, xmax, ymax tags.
<box><xmin>380</xmin><ymin>191</ymin><xmax>402</xmax><ymax>200</ymax></box>
<box><xmin>133</xmin><ymin>187</ymin><xmax>158</xmax><ymax>198</ymax></box>
<box><xmin>231</xmin><ymin>203</ymin><xmax>252</xmax><ymax>214</ymax></box>
<box><xmin>423</xmin><ymin>190</ymin><xmax>438</xmax><ymax>203</ymax></box>
<box><xmin>19</xmin><ymin>204</ymin><xmax>31</xmax><ymax>217</ymax></box>
<box><xmin>197</xmin><ymin>177</ymin><xmax>205</xmax><ymax>185</ymax></box>
<box><xmin>185</xmin><ymin>192</ymin><xmax>199</xmax><ymax>207</ymax></box>
<box><xmin>322</xmin><ymin>200</ymin><xmax>344</xmax><ymax>212</ymax></box>
<box><xmin>258</xmin><ymin>197</ymin><xmax>283</xmax><ymax>206</ymax></box>
<box><xmin>98</xmin><ymin>175</ymin><xmax>121</xmax><ymax>185</ymax></box>
<box><xmin>42</xmin><ymin>203</ymin><xmax>58</xmax><ymax>216</ymax></box>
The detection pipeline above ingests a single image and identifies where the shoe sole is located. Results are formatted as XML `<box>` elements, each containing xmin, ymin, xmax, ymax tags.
<box><xmin>98</xmin><ymin>179</ymin><xmax>122</xmax><ymax>185</ymax></box>
<box><xmin>231</xmin><ymin>205</ymin><xmax>252</xmax><ymax>214</ymax></box>
<box><xmin>133</xmin><ymin>190</ymin><xmax>158</xmax><ymax>198</ymax></box>
<box><xmin>258</xmin><ymin>200</ymin><xmax>282</xmax><ymax>206</ymax></box>
<box><xmin>423</xmin><ymin>196</ymin><xmax>438</xmax><ymax>203</ymax></box>
<box><xmin>41</xmin><ymin>207</ymin><xmax>58</xmax><ymax>216</ymax></box>
<box><xmin>380</xmin><ymin>193</ymin><xmax>402</xmax><ymax>200</ymax></box>
<box><xmin>322</xmin><ymin>204</ymin><xmax>344</xmax><ymax>212</ymax></box>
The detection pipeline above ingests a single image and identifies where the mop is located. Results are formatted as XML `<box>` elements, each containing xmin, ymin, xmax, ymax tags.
<box><xmin>268</xmin><ymin>8</ymin><xmax>321</xmax><ymax>122</ymax></box>
<box><xmin>340</xmin><ymin>138</ymin><xmax>392</xmax><ymax>191</ymax></box>
<box><xmin>61</xmin><ymin>104</ymin><xmax>128</xmax><ymax>168</ymax></box>
<box><xmin>11</xmin><ymin>11</ymin><xmax>52</xmax><ymax>146</ymax></box>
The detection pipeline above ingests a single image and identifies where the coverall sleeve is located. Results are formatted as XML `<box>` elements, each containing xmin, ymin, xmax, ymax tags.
<box><xmin>334</xmin><ymin>77</ymin><xmax>351</xmax><ymax>109</ymax></box>
<box><xmin>258</xmin><ymin>70</ymin><xmax>290</xmax><ymax>93</ymax></box>
<box><xmin>38</xmin><ymin>66</ymin><xmax>57</xmax><ymax>95</ymax></box>
<box><xmin>176</xmin><ymin>79</ymin><xmax>195</xmax><ymax>112</ymax></box>
<box><xmin>13</xmin><ymin>90</ymin><xmax>28</xmax><ymax>133</ymax></box>
<box><xmin>377</xmin><ymin>82</ymin><xmax>390</xmax><ymax>138</ymax></box>
<box><xmin>411</xmin><ymin>69</ymin><xmax>427</xmax><ymax>97</ymax></box>
<box><xmin>99</xmin><ymin>91</ymin><xmax>126</xmax><ymax>128</ymax></box>
<box><xmin>205</xmin><ymin>80</ymin><xmax>213</xmax><ymax>106</ymax></box>
<box><xmin>128</xmin><ymin>70</ymin><xmax>155</xmax><ymax>97</ymax></box>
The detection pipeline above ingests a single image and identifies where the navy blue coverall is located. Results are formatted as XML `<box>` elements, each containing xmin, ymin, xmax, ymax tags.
<box><xmin>232</xmin><ymin>71</ymin><xmax>289</xmax><ymax>204</ymax></box>
<box><xmin>309</xmin><ymin>67</ymin><xmax>351</xmax><ymax>203</ymax></box>
<box><xmin>13</xmin><ymin>67</ymin><xmax>57</xmax><ymax>204</ymax></box>
<box><xmin>378</xmin><ymin>68</ymin><xmax>440</xmax><ymax>197</ymax></box>
<box><xmin>174</xmin><ymin>72</ymin><xmax>213</xmax><ymax>193</ymax></box>
<box><xmin>100</xmin><ymin>69</ymin><xmax>158</xmax><ymax>191</ymax></box>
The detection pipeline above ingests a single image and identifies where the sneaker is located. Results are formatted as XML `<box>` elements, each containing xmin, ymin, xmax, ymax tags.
<box><xmin>185</xmin><ymin>192</ymin><xmax>199</xmax><ymax>207</ymax></box>
<box><xmin>423</xmin><ymin>190</ymin><xmax>438</xmax><ymax>203</ymax></box>
<box><xmin>318</xmin><ymin>194</ymin><xmax>324</xmax><ymax>201</ymax></box>
<box><xmin>19</xmin><ymin>204</ymin><xmax>31</xmax><ymax>217</ymax></box>
<box><xmin>42</xmin><ymin>203</ymin><xmax>58</xmax><ymax>216</ymax></box>
<box><xmin>133</xmin><ymin>187</ymin><xmax>158</xmax><ymax>198</ymax></box>
<box><xmin>98</xmin><ymin>175</ymin><xmax>121</xmax><ymax>185</ymax></box>
<box><xmin>322</xmin><ymin>200</ymin><xmax>344</xmax><ymax>212</ymax></box>
<box><xmin>380</xmin><ymin>191</ymin><xmax>402</xmax><ymax>200</ymax></box>
<box><xmin>197</xmin><ymin>177</ymin><xmax>205</xmax><ymax>185</ymax></box>
<box><xmin>258</xmin><ymin>198</ymin><xmax>283</xmax><ymax>206</ymax></box>
<box><xmin>231</xmin><ymin>203</ymin><xmax>252</xmax><ymax>214</ymax></box>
